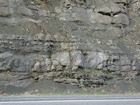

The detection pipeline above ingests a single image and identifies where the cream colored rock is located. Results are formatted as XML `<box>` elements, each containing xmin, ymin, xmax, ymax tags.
<box><xmin>51</xmin><ymin>60</ymin><xmax>62</xmax><ymax>71</ymax></box>
<box><xmin>113</xmin><ymin>13</ymin><xmax>129</xmax><ymax>26</ymax></box>
<box><xmin>37</xmin><ymin>33</ymin><xmax>45</xmax><ymax>41</ymax></box>
<box><xmin>90</xmin><ymin>13</ymin><xmax>112</xmax><ymax>24</ymax></box>
<box><xmin>84</xmin><ymin>52</ymin><xmax>108</xmax><ymax>68</ymax></box>
<box><xmin>45</xmin><ymin>58</ymin><xmax>52</xmax><ymax>71</ymax></box>
<box><xmin>70</xmin><ymin>51</ymin><xmax>84</xmax><ymax>70</ymax></box>
<box><xmin>32</xmin><ymin>62</ymin><xmax>40</xmax><ymax>72</ymax></box>
<box><xmin>52</xmin><ymin>52</ymin><xmax>71</xmax><ymax>67</ymax></box>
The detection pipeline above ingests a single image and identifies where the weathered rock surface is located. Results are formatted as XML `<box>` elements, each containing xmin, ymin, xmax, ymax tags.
<box><xmin>0</xmin><ymin>0</ymin><xmax>140</xmax><ymax>92</ymax></box>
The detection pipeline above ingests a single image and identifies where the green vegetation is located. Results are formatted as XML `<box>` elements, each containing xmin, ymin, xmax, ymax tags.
<box><xmin>34</xmin><ymin>0</ymin><xmax>41</xmax><ymax>5</ymax></box>
<box><xmin>33</xmin><ymin>0</ymin><xmax>48</xmax><ymax>9</ymax></box>
<box><xmin>95</xmin><ymin>91</ymin><xmax>107</xmax><ymax>95</ymax></box>
<box><xmin>77</xmin><ymin>69</ymin><xmax>112</xmax><ymax>77</ymax></box>
<box><xmin>4</xmin><ymin>78</ymin><xmax>9</xmax><ymax>81</ymax></box>
<box><xmin>41</xmin><ymin>90</ymin><xmax>108</xmax><ymax>96</ymax></box>
<box><xmin>41</xmin><ymin>91</ymin><xmax>92</xmax><ymax>96</ymax></box>
<box><xmin>123</xmin><ymin>36</ymin><xmax>128</xmax><ymax>41</ymax></box>
<box><xmin>127</xmin><ymin>81</ymin><xmax>132</xmax><ymax>86</ymax></box>
<box><xmin>126</xmin><ymin>91</ymin><xmax>135</xmax><ymax>95</ymax></box>
<box><xmin>56</xmin><ymin>25</ymin><xmax>62</xmax><ymax>29</ymax></box>
<box><xmin>63</xmin><ymin>34</ymin><xmax>67</xmax><ymax>37</ymax></box>
<box><xmin>91</xmin><ymin>33</ymin><xmax>96</xmax><ymax>38</ymax></box>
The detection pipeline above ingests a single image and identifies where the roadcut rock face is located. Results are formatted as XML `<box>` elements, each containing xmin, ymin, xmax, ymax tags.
<box><xmin>0</xmin><ymin>0</ymin><xmax>140</xmax><ymax>93</ymax></box>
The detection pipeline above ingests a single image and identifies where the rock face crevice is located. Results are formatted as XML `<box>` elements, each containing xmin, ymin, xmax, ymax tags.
<box><xmin>0</xmin><ymin>0</ymin><xmax>140</xmax><ymax>88</ymax></box>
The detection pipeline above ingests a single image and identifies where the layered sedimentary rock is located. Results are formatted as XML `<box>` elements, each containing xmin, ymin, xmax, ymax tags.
<box><xmin>0</xmin><ymin>0</ymin><xmax>140</xmax><ymax>88</ymax></box>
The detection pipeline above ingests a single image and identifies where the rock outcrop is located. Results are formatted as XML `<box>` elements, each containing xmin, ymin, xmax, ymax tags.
<box><xmin>0</xmin><ymin>0</ymin><xmax>140</xmax><ymax>89</ymax></box>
